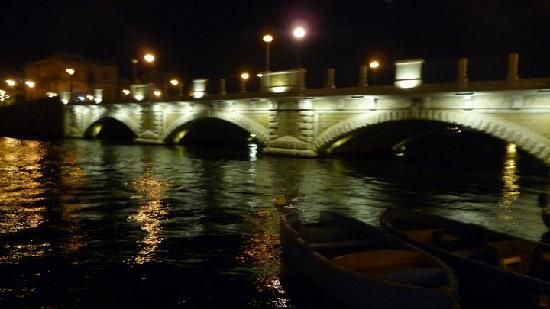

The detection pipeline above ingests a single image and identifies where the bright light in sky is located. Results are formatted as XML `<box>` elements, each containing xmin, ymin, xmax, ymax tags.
<box><xmin>293</xmin><ymin>26</ymin><xmax>306</xmax><ymax>39</ymax></box>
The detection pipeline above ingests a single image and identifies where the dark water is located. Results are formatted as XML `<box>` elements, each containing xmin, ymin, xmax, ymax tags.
<box><xmin>0</xmin><ymin>137</ymin><xmax>548</xmax><ymax>308</ymax></box>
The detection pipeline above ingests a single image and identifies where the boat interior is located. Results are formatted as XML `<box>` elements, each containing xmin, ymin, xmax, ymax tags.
<box><xmin>393</xmin><ymin>217</ymin><xmax>550</xmax><ymax>280</ymax></box>
<box><xmin>291</xmin><ymin>216</ymin><xmax>452</xmax><ymax>288</ymax></box>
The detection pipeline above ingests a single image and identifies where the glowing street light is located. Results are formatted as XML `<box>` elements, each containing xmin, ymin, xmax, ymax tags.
<box><xmin>5</xmin><ymin>79</ymin><xmax>16</xmax><ymax>87</ymax></box>
<box><xmin>292</xmin><ymin>25</ymin><xmax>307</xmax><ymax>68</ymax></box>
<box><xmin>292</xmin><ymin>26</ymin><xmax>306</xmax><ymax>40</ymax></box>
<box><xmin>25</xmin><ymin>80</ymin><xmax>35</xmax><ymax>88</ymax></box>
<box><xmin>170</xmin><ymin>79</ymin><xmax>179</xmax><ymax>86</ymax></box>
<box><xmin>143</xmin><ymin>53</ymin><xmax>156</xmax><ymax>86</ymax></box>
<box><xmin>65</xmin><ymin>68</ymin><xmax>75</xmax><ymax>96</ymax></box>
<box><xmin>263</xmin><ymin>34</ymin><xmax>273</xmax><ymax>72</ymax></box>
<box><xmin>369</xmin><ymin>60</ymin><xmax>380</xmax><ymax>70</ymax></box>
<box><xmin>240</xmin><ymin>72</ymin><xmax>250</xmax><ymax>80</ymax></box>
<box><xmin>143</xmin><ymin>53</ymin><xmax>155</xmax><ymax>64</ymax></box>
<box><xmin>153</xmin><ymin>89</ymin><xmax>162</xmax><ymax>97</ymax></box>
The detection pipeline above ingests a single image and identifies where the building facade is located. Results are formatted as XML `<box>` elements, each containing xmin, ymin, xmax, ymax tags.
<box><xmin>24</xmin><ymin>53</ymin><xmax>119</xmax><ymax>102</ymax></box>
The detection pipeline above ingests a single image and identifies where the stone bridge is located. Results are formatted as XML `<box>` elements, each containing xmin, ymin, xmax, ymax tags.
<box><xmin>64</xmin><ymin>58</ymin><xmax>550</xmax><ymax>165</ymax></box>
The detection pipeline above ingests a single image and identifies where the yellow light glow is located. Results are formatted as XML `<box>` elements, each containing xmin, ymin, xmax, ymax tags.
<box><xmin>271</xmin><ymin>86</ymin><xmax>287</xmax><ymax>93</ymax></box>
<box><xmin>132</xmin><ymin>58</ymin><xmax>139</xmax><ymax>64</ymax></box>
<box><xmin>25</xmin><ymin>80</ymin><xmax>35</xmax><ymax>88</ymax></box>
<box><xmin>395</xmin><ymin>79</ymin><xmax>421</xmax><ymax>89</ymax></box>
<box><xmin>46</xmin><ymin>92</ymin><xmax>58</xmax><ymax>98</ymax></box>
<box><xmin>169</xmin><ymin>79</ymin><xmax>179</xmax><ymax>86</ymax></box>
<box><xmin>256</xmin><ymin>73</ymin><xmax>263</xmax><ymax>77</ymax></box>
<box><xmin>122</xmin><ymin>89</ymin><xmax>130</xmax><ymax>95</ymax></box>
<box><xmin>86</xmin><ymin>95</ymin><xmax>94</xmax><ymax>101</ymax></box>
<box><xmin>499</xmin><ymin>142</ymin><xmax>520</xmax><ymax>221</ymax></box>
<box><xmin>153</xmin><ymin>90</ymin><xmax>161</xmax><ymax>97</ymax></box>
<box><xmin>507</xmin><ymin>143</ymin><xmax>517</xmax><ymax>155</ymax></box>
<box><xmin>143</xmin><ymin>53</ymin><xmax>155</xmax><ymax>64</ymax></box>
<box><xmin>292</xmin><ymin>26</ymin><xmax>306</xmax><ymax>39</ymax></box>
<box><xmin>241</xmin><ymin>72</ymin><xmax>250</xmax><ymax>80</ymax></box>
<box><xmin>65</xmin><ymin>68</ymin><xmax>75</xmax><ymax>76</ymax></box>
<box><xmin>0</xmin><ymin>89</ymin><xmax>9</xmax><ymax>101</ymax></box>
<box><xmin>5</xmin><ymin>79</ymin><xmax>16</xmax><ymax>87</ymax></box>
<box><xmin>369</xmin><ymin>60</ymin><xmax>380</xmax><ymax>70</ymax></box>
<box><xmin>263</xmin><ymin>34</ymin><xmax>273</xmax><ymax>43</ymax></box>
<box><xmin>134</xmin><ymin>94</ymin><xmax>144</xmax><ymax>101</ymax></box>
<box><xmin>91</xmin><ymin>124</ymin><xmax>102</xmax><ymax>137</ymax></box>
<box><xmin>173</xmin><ymin>130</ymin><xmax>188</xmax><ymax>143</ymax></box>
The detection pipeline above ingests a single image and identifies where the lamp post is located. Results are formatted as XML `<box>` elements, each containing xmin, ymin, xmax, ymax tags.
<box><xmin>262</xmin><ymin>34</ymin><xmax>273</xmax><ymax>72</ymax></box>
<box><xmin>292</xmin><ymin>25</ymin><xmax>307</xmax><ymax>68</ymax></box>
<box><xmin>131</xmin><ymin>59</ymin><xmax>139</xmax><ymax>83</ymax></box>
<box><xmin>369</xmin><ymin>60</ymin><xmax>380</xmax><ymax>85</ymax></box>
<box><xmin>240</xmin><ymin>72</ymin><xmax>249</xmax><ymax>93</ymax></box>
<box><xmin>169</xmin><ymin>78</ymin><xmax>183</xmax><ymax>97</ymax></box>
<box><xmin>143</xmin><ymin>52</ymin><xmax>156</xmax><ymax>84</ymax></box>
<box><xmin>25</xmin><ymin>80</ymin><xmax>35</xmax><ymax>101</ymax></box>
<box><xmin>65</xmin><ymin>68</ymin><xmax>75</xmax><ymax>100</ymax></box>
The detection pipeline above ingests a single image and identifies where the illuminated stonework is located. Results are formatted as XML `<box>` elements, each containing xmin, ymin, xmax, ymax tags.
<box><xmin>64</xmin><ymin>88</ymin><xmax>550</xmax><ymax>165</ymax></box>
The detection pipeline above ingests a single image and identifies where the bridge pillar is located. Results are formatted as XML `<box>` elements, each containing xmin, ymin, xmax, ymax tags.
<box><xmin>457</xmin><ymin>57</ymin><xmax>468</xmax><ymax>89</ymax></box>
<box><xmin>507</xmin><ymin>53</ymin><xmax>519</xmax><ymax>86</ymax></box>
<box><xmin>134</xmin><ymin>105</ymin><xmax>164</xmax><ymax>144</ymax></box>
<box><xmin>219</xmin><ymin>79</ymin><xmax>226</xmax><ymax>95</ymax></box>
<box><xmin>264</xmin><ymin>98</ymin><xmax>317</xmax><ymax>157</ymax></box>
<box><xmin>325</xmin><ymin>68</ymin><xmax>335</xmax><ymax>89</ymax></box>
<box><xmin>359</xmin><ymin>65</ymin><xmax>368</xmax><ymax>87</ymax></box>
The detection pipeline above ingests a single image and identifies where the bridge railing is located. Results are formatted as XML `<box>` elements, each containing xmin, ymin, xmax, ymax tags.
<box><xmin>66</xmin><ymin>53</ymin><xmax>550</xmax><ymax>105</ymax></box>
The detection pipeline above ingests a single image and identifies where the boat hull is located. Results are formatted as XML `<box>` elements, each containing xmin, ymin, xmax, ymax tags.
<box><xmin>280</xmin><ymin>211</ymin><xmax>460</xmax><ymax>309</ymax></box>
<box><xmin>381</xmin><ymin>209</ymin><xmax>550</xmax><ymax>308</ymax></box>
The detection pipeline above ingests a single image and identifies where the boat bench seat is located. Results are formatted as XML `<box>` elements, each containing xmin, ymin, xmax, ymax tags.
<box><xmin>451</xmin><ymin>247</ymin><xmax>487</xmax><ymax>259</ymax></box>
<box><xmin>310</xmin><ymin>239</ymin><xmax>371</xmax><ymax>250</ymax></box>
<box><xmin>432</xmin><ymin>230</ymin><xmax>474</xmax><ymax>250</ymax></box>
<box><xmin>486</xmin><ymin>240</ymin><xmax>536</xmax><ymax>273</ymax></box>
<box><xmin>403</xmin><ymin>228</ymin><xmax>443</xmax><ymax>244</ymax></box>
<box><xmin>333</xmin><ymin>249</ymin><xmax>434</xmax><ymax>273</ymax></box>
<box><xmin>531</xmin><ymin>248</ymin><xmax>550</xmax><ymax>280</ymax></box>
<box><xmin>333</xmin><ymin>249</ymin><xmax>447</xmax><ymax>288</ymax></box>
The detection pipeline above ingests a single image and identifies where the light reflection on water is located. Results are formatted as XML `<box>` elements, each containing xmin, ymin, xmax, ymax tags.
<box><xmin>498</xmin><ymin>143</ymin><xmax>520</xmax><ymax>222</ymax></box>
<box><xmin>0</xmin><ymin>138</ymin><xmax>49</xmax><ymax>263</ymax></box>
<box><xmin>0</xmin><ymin>138</ymin><xmax>548</xmax><ymax>308</ymax></box>
<box><xmin>128</xmin><ymin>165</ymin><xmax>168</xmax><ymax>265</ymax></box>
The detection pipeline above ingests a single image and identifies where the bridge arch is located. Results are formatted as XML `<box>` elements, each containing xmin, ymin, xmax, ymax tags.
<box><xmin>80</xmin><ymin>107</ymin><xmax>140</xmax><ymax>138</ymax></box>
<box><xmin>83</xmin><ymin>116</ymin><xmax>137</xmax><ymax>139</ymax></box>
<box><xmin>162</xmin><ymin>111</ymin><xmax>270</xmax><ymax>145</ymax></box>
<box><xmin>313</xmin><ymin>110</ymin><xmax>550</xmax><ymax>164</ymax></box>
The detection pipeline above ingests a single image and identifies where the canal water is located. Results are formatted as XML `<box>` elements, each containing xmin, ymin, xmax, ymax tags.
<box><xmin>0</xmin><ymin>137</ymin><xmax>548</xmax><ymax>308</ymax></box>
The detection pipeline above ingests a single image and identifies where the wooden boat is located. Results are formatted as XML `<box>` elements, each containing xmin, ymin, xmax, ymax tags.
<box><xmin>380</xmin><ymin>208</ymin><xmax>550</xmax><ymax>308</ymax></box>
<box><xmin>279</xmin><ymin>210</ymin><xmax>461</xmax><ymax>309</ymax></box>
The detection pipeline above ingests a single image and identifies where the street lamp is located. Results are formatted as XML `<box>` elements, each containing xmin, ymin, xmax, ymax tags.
<box><xmin>143</xmin><ymin>53</ymin><xmax>155</xmax><ymax>64</ymax></box>
<box><xmin>143</xmin><ymin>53</ymin><xmax>156</xmax><ymax>86</ymax></box>
<box><xmin>369</xmin><ymin>60</ymin><xmax>380</xmax><ymax>85</ymax></box>
<box><xmin>240</xmin><ymin>72</ymin><xmax>249</xmax><ymax>93</ymax></box>
<box><xmin>65</xmin><ymin>68</ymin><xmax>75</xmax><ymax>95</ymax></box>
<box><xmin>131</xmin><ymin>59</ymin><xmax>139</xmax><ymax>83</ymax></box>
<box><xmin>292</xmin><ymin>25</ymin><xmax>307</xmax><ymax>68</ymax></box>
<box><xmin>168</xmin><ymin>78</ymin><xmax>183</xmax><ymax>97</ymax></box>
<box><xmin>262</xmin><ymin>34</ymin><xmax>273</xmax><ymax>72</ymax></box>
<box><xmin>5</xmin><ymin>79</ymin><xmax>16</xmax><ymax>87</ymax></box>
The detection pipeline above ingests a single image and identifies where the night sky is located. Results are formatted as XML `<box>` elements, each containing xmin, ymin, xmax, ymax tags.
<box><xmin>1</xmin><ymin>0</ymin><xmax>550</xmax><ymax>84</ymax></box>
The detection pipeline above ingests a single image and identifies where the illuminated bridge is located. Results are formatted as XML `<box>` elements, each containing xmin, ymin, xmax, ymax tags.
<box><xmin>64</xmin><ymin>56</ymin><xmax>550</xmax><ymax>164</ymax></box>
